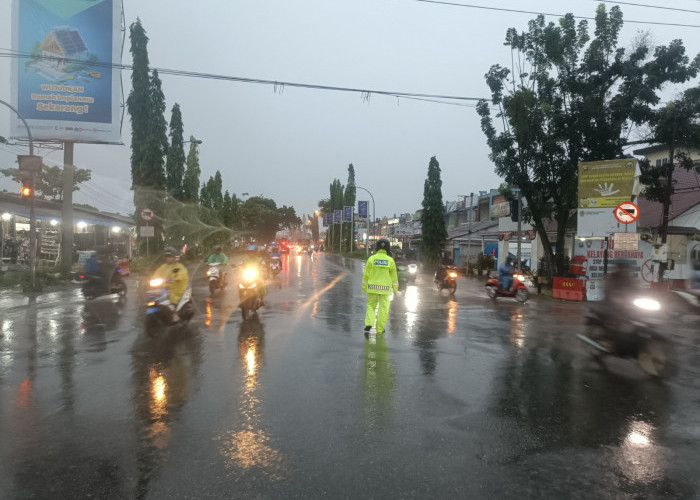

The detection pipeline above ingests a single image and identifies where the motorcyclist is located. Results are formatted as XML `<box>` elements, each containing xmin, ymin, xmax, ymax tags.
<box><xmin>498</xmin><ymin>256</ymin><xmax>516</xmax><ymax>292</ymax></box>
<box><xmin>84</xmin><ymin>246</ymin><xmax>116</xmax><ymax>295</ymax></box>
<box><xmin>241</xmin><ymin>243</ymin><xmax>266</xmax><ymax>305</ymax></box>
<box><xmin>154</xmin><ymin>247</ymin><xmax>190</xmax><ymax>320</ymax></box>
<box><xmin>207</xmin><ymin>244</ymin><xmax>229</xmax><ymax>286</ymax></box>
<box><xmin>269</xmin><ymin>242</ymin><xmax>283</xmax><ymax>270</ymax></box>
<box><xmin>436</xmin><ymin>251</ymin><xmax>454</xmax><ymax>282</ymax></box>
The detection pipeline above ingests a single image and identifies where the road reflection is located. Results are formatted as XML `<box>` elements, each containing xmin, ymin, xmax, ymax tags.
<box><xmin>131</xmin><ymin>326</ymin><xmax>202</xmax><ymax>499</ymax></box>
<box><xmin>363</xmin><ymin>334</ymin><xmax>396</xmax><ymax>427</ymax></box>
<box><xmin>216</xmin><ymin>318</ymin><xmax>287</xmax><ymax>480</ymax></box>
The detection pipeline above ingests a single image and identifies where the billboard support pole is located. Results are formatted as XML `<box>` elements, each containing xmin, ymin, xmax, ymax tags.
<box><xmin>61</xmin><ymin>141</ymin><xmax>74</xmax><ymax>276</ymax></box>
<box><xmin>0</xmin><ymin>99</ymin><xmax>39</xmax><ymax>291</ymax></box>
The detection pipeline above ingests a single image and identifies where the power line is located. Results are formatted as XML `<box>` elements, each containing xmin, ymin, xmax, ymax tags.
<box><xmin>402</xmin><ymin>0</ymin><xmax>700</xmax><ymax>28</ymax></box>
<box><xmin>592</xmin><ymin>0</ymin><xmax>700</xmax><ymax>15</ymax></box>
<box><xmin>0</xmin><ymin>50</ymin><xmax>485</xmax><ymax>106</ymax></box>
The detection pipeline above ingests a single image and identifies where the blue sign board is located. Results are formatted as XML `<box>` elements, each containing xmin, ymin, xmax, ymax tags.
<box><xmin>343</xmin><ymin>206</ymin><xmax>352</xmax><ymax>222</ymax></box>
<box><xmin>322</xmin><ymin>213</ymin><xmax>330</xmax><ymax>227</ymax></box>
<box><xmin>358</xmin><ymin>200</ymin><xmax>368</xmax><ymax>219</ymax></box>
<box><xmin>333</xmin><ymin>210</ymin><xmax>341</xmax><ymax>224</ymax></box>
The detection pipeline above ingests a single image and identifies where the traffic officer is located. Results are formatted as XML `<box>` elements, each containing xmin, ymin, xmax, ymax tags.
<box><xmin>362</xmin><ymin>238</ymin><xmax>399</xmax><ymax>335</ymax></box>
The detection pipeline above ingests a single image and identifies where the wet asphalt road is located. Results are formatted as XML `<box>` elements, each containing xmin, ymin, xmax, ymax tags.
<box><xmin>1</xmin><ymin>252</ymin><xmax>699</xmax><ymax>499</ymax></box>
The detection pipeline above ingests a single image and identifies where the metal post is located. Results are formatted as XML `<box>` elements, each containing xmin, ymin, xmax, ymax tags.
<box><xmin>516</xmin><ymin>192</ymin><xmax>522</xmax><ymax>271</ymax></box>
<box><xmin>61</xmin><ymin>141</ymin><xmax>74</xmax><ymax>275</ymax></box>
<box><xmin>357</xmin><ymin>186</ymin><xmax>375</xmax><ymax>253</ymax></box>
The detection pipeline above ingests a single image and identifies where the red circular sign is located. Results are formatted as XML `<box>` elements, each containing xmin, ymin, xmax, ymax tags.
<box><xmin>614</xmin><ymin>202</ymin><xmax>639</xmax><ymax>224</ymax></box>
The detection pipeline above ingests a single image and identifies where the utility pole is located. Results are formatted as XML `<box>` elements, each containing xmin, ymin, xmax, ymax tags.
<box><xmin>61</xmin><ymin>141</ymin><xmax>74</xmax><ymax>276</ymax></box>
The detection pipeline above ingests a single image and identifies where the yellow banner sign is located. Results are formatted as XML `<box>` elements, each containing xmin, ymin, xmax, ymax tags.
<box><xmin>578</xmin><ymin>159</ymin><xmax>637</xmax><ymax>208</ymax></box>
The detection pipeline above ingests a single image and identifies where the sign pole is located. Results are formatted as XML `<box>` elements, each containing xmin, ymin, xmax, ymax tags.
<box><xmin>146</xmin><ymin>222</ymin><xmax>149</xmax><ymax>257</ymax></box>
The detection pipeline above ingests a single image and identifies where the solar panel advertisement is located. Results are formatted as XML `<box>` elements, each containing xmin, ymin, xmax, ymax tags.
<box><xmin>11</xmin><ymin>0</ymin><xmax>122</xmax><ymax>143</ymax></box>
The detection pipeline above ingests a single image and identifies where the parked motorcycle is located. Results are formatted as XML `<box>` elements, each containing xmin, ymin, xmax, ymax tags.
<box><xmin>435</xmin><ymin>266</ymin><xmax>458</xmax><ymax>294</ymax></box>
<box><xmin>144</xmin><ymin>277</ymin><xmax>195</xmax><ymax>334</ymax></box>
<box><xmin>81</xmin><ymin>266</ymin><xmax>127</xmax><ymax>300</ymax></box>
<box><xmin>207</xmin><ymin>262</ymin><xmax>226</xmax><ymax>295</ymax></box>
<box><xmin>238</xmin><ymin>266</ymin><xmax>263</xmax><ymax>320</ymax></box>
<box><xmin>577</xmin><ymin>295</ymin><xmax>677</xmax><ymax>378</ymax></box>
<box><xmin>485</xmin><ymin>273</ymin><xmax>529</xmax><ymax>303</ymax></box>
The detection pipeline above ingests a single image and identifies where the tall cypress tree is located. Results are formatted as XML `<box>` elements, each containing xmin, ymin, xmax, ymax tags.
<box><xmin>126</xmin><ymin>19</ymin><xmax>150</xmax><ymax>191</ymax></box>
<box><xmin>183</xmin><ymin>137</ymin><xmax>201</xmax><ymax>203</ymax></box>
<box><xmin>212</xmin><ymin>170</ymin><xmax>224</xmax><ymax>212</ymax></box>
<box><xmin>145</xmin><ymin>69</ymin><xmax>168</xmax><ymax>190</ymax></box>
<box><xmin>343</xmin><ymin>164</ymin><xmax>356</xmax><ymax>250</ymax></box>
<box><xmin>421</xmin><ymin>156</ymin><xmax>447</xmax><ymax>266</ymax></box>
<box><xmin>165</xmin><ymin>103</ymin><xmax>186</xmax><ymax>199</ymax></box>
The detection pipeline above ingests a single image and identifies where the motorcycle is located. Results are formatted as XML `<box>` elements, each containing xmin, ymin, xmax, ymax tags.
<box><xmin>397</xmin><ymin>264</ymin><xmax>408</xmax><ymax>292</ymax></box>
<box><xmin>577</xmin><ymin>295</ymin><xmax>677</xmax><ymax>378</ymax></box>
<box><xmin>269</xmin><ymin>256</ymin><xmax>281</xmax><ymax>276</ymax></box>
<box><xmin>144</xmin><ymin>277</ymin><xmax>195</xmax><ymax>335</ymax></box>
<box><xmin>485</xmin><ymin>273</ymin><xmax>529</xmax><ymax>303</ymax></box>
<box><xmin>407</xmin><ymin>263</ymin><xmax>418</xmax><ymax>283</ymax></box>
<box><xmin>238</xmin><ymin>265</ymin><xmax>263</xmax><ymax>320</ymax></box>
<box><xmin>435</xmin><ymin>266</ymin><xmax>458</xmax><ymax>294</ymax></box>
<box><xmin>207</xmin><ymin>262</ymin><xmax>226</xmax><ymax>295</ymax></box>
<box><xmin>81</xmin><ymin>266</ymin><xmax>127</xmax><ymax>300</ymax></box>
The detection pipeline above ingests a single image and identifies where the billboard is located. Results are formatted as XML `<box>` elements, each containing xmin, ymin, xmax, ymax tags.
<box><xmin>11</xmin><ymin>0</ymin><xmax>122</xmax><ymax>143</ymax></box>
<box><xmin>333</xmin><ymin>210</ymin><xmax>341</xmax><ymax>224</ymax></box>
<box><xmin>343</xmin><ymin>206</ymin><xmax>352</xmax><ymax>222</ymax></box>
<box><xmin>358</xmin><ymin>200</ymin><xmax>368</xmax><ymax>219</ymax></box>
<box><xmin>578</xmin><ymin>159</ymin><xmax>638</xmax><ymax>209</ymax></box>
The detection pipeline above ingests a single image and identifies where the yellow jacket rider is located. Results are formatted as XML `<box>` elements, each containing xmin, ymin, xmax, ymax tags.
<box><xmin>154</xmin><ymin>247</ymin><xmax>189</xmax><ymax>305</ymax></box>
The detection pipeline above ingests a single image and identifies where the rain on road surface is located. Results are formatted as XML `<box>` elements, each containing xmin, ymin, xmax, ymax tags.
<box><xmin>1</xmin><ymin>252</ymin><xmax>699</xmax><ymax>499</ymax></box>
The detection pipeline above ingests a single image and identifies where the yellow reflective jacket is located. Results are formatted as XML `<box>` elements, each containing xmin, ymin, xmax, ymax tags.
<box><xmin>362</xmin><ymin>249</ymin><xmax>398</xmax><ymax>295</ymax></box>
<box><xmin>154</xmin><ymin>261</ymin><xmax>189</xmax><ymax>304</ymax></box>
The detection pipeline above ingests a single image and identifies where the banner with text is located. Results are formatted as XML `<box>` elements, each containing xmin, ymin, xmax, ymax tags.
<box><xmin>11</xmin><ymin>0</ymin><xmax>122</xmax><ymax>143</ymax></box>
<box><xmin>358</xmin><ymin>200</ymin><xmax>368</xmax><ymax>219</ymax></box>
<box><xmin>578</xmin><ymin>159</ymin><xmax>638</xmax><ymax>209</ymax></box>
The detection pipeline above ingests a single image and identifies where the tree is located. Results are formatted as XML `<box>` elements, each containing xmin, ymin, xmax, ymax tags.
<box><xmin>165</xmin><ymin>103</ymin><xmax>186</xmax><ymax>199</ymax></box>
<box><xmin>343</xmin><ymin>163</ymin><xmax>356</xmax><ymax>250</ymax></box>
<box><xmin>324</xmin><ymin>179</ymin><xmax>344</xmax><ymax>252</ymax></box>
<box><xmin>240</xmin><ymin>196</ymin><xmax>282</xmax><ymax>243</ymax></box>
<box><xmin>182</xmin><ymin>136</ymin><xmax>201</xmax><ymax>203</ymax></box>
<box><xmin>1</xmin><ymin>164</ymin><xmax>91</xmax><ymax>200</ymax></box>
<box><xmin>127</xmin><ymin>19</ymin><xmax>169</xmax><ymax>249</ymax></box>
<box><xmin>421</xmin><ymin>156</ymin><xmax>447</xmax><ymax>266</ymax></box>
<box><xmin>639</xmin><ymin>85</ymin><xmax>700</xmax><ymax>280</ymax></box>
<box><xmin>477</xmin><ymin>5</ymin><xmax>699</xmax><ymax>276</ymax></box>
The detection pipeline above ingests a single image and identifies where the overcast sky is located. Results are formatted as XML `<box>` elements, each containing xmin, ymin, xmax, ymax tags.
<box><xmin>1</xmin><ymin>0</ymin><xmax>699</xmax><ymax>220</ymax></box>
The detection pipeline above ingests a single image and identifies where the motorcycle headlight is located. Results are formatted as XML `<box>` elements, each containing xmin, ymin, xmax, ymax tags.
<box><xmin>633</xmin><ymin>297</ymin><xmax>661</xmax><ymax>311</ymax></box>
<box><xmin>149</xmin><ymin>278</ymin><xmax>164</xmax><ymax>287</ymax></box>
<box><xmin>448</xmin><ymin>272</ymin><xmax>458</xmax><ymax>278</ymax></box>
<box><xmin>206</xmin><ymin>269</ymin><xmax>212</xmax><ymax>276</ymax></box>
<box><xmin>516</xmin><ymin>274</ymin><xmax>525</xmax><ymax>282</ymax></box>
<box><xmin>242</xmin><ymin>268</ymin><xmax>258</xmax><ymax>281</ymax></box>
<box><xmin>408</xmin><ymin>266</ymin><xmax>417</xmax><ymax>273</ymax></box>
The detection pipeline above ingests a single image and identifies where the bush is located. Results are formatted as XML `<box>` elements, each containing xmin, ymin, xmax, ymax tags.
<box><xmin>476</xmin><ymin>254</ymin><xmax>495</xmax><ymax>274</ymax></box>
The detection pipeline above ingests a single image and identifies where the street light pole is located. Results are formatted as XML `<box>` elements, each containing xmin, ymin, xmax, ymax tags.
<box><xmin>1</xmin><ymin>99</ymin><xmax>39</xmax><ymax>290</ymax></box>
<box><xmin>356</xmin><ymin>186</ymin><xmax>375</xmax><ymax>255</ymax></box>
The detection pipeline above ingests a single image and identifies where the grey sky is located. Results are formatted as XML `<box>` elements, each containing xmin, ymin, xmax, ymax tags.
<box><xmin>1</xmin><ymin>0</ymin><xmax>699</xmax><ymax>220</ymax></box>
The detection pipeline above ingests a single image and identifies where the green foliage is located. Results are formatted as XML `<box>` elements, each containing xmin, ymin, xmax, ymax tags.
<box><xmin>182</xmin><ymin>137</ymin><xmax>201</xmax><ymax>203</ymax></box>
<box><xmin>420</xmin><ymin>156</ymin><xmax>447</xmax><ymax>265</ymax></box>
<box><xmin>343</xmin><ymin>164</ymin><xmax>356</xmax><ymax>250</ymax></box>
<box><xmin>477</xmin><ymin>5</ymin><xmax>698</xmax><ymax>276</ymax></box>
<box><xmin>165</xmin><ymin>103</ymin><xmax>186</xmax><ymax>199</ymax></box>
<box><xmin>323</xmin><ymin>179</ymin><xmax>345</xmax><ymax>252</ymax></box>
<box><xmin>1</xmin><ymin>164</ymin><xmax>91</xmax><ymax>200</ymax></box>
<box><xmin>476</xmin><ymin>254</ymin><xmax>495</xmax><ymax>273</ymax></box>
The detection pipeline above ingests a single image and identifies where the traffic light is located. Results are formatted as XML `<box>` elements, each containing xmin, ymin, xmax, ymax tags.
<box><xmin>510</xmin><ymin>198</ymin><xmax>519</xmax><ymax>222</ymax></box>
<box><xmin>21</xmin><ymin>182</ymin><xmax>33</xmax><ymax>199</ymax></box>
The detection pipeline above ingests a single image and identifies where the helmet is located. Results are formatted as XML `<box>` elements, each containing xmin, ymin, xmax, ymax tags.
<box><xmin>214</xmin><ymin>244</ymin><xmax>222</xmax><ymax>252</ymax></box>
<box><xmin>164</xmin><ymin>246</ymin><xmax>178</xmax><ymax>257</ymax></box>
<box><xmin>376</xmin><ymin>239</ymin><xmax>391</xmax><ymax>252</ymax></box>
<box><xmin>247</xmin><ymin>244</ymin><xmax>257</xmax><ymax>252</ymax></box>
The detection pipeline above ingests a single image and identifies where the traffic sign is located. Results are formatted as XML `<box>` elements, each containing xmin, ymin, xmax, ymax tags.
<box><xmin>140</xmin><ymin>208</ymin><xmax>154</xmax><ymax>221</ymax></box>
<box><xmin>613</xmin><ymin>201</ymin><xmax>639</xmax><ymax>224</ymax></box>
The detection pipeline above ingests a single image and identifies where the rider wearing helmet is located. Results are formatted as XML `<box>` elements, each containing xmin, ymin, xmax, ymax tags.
<box><xmin>269</xmin><ymin>241</ymin><xmax>283</xmax><ymax>270</ymax></box>
<box><xmin>498</xmin><ymin>255</ymin><xmax>516</xmax><ymax>292</ymax></box>
<box><xmin>362</xmin><ymin>238</ymin><xmax>399</xmax><ymax>335</ymax></box>
<box><xmin>242</xmin><ymin>243</ymin><xmax>266</xmax><ymax>305</ymax></box>
<box><xmin>155</xmin><ymin>247</ymin><xmax>190</xmax><ymax>308</ymax></box>
<box><xmin>208</xmin><ymin>244</ymin><xmax>229</xmax><ymax>265</ymax></box>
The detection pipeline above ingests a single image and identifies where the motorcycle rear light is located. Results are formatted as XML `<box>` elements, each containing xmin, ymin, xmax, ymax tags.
<box><xmin>79</xmin><ymin>274</ymin><xmax>85</xmax><ymax>279</ymax></box>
